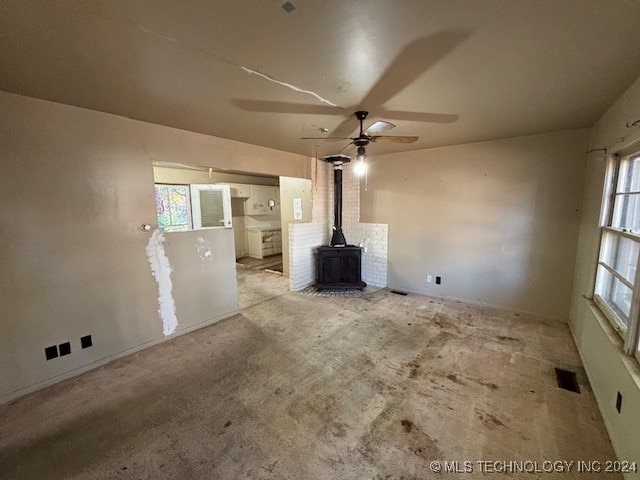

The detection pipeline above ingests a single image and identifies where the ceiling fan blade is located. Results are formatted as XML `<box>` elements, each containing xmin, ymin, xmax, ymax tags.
<box><xmin>331</xmin><ymin>117</ymin><xmax>359</xmax><ymax>137</ymax></box>
<box><xmin>300</xmin><ymin>137</ymin><xmax>352</xmax><ymax>141</ymax></box>
<box><xmin>232</xmin><ymin>99</ymin><xmax>344</xmax><ymax>115</ymax></box>
<box><xmin>364</xmin><ymin>121</ymin><xmax>395</xmax><ymax>136</ymax></box>
<box><xmin>381</xmin><ymin>110</ymin><xmax>459</xmax><ymax>124</ymax></box>
<box><xmin>339</xmin><ymin>142</ymin><xmax>356</xmax><ymax>155</ymax></box>
<box><xmin>360</xmin><ymin>29</ymin><xmax>470</xmax><ymax>108</ymax></box>
<box><xmin>371</xmin><ymin>135</ymin><xmax>419</xmax><ymax>144</ymax></box>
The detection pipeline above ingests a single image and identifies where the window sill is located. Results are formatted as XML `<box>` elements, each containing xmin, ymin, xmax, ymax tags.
<box><xmin>593</xmin><ymin>294</ymin><xmax>628</xmax><ymax>340</ymax></box>
<box><xmin>587</xmin><ymin>299</ymin><xmax>640</xmax><ymax>391</ymax></box>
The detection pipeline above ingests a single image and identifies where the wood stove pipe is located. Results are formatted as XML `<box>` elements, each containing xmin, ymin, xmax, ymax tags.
<box><xmin>324</xmin><ymin>155</ymin><xmax>351</xmax><ymax>247</ymax></box>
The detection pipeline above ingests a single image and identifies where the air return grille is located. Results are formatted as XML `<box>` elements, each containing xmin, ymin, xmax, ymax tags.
<box><xmin>555</xmin><ymin>368</ymin><xmax>580</xmax><ymax>393</ymax></box>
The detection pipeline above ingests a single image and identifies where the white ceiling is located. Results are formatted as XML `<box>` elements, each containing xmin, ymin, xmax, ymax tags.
<box><xmin>1</xmin><ymin>0</ymin><xmax>639</xmax><ymax>157</ymax></box>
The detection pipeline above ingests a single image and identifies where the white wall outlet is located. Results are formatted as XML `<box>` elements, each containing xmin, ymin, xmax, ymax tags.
<box><xmin>427</xmin><ymin>275</ymin><xmax>433</xmax><ymax>283</ymax></box>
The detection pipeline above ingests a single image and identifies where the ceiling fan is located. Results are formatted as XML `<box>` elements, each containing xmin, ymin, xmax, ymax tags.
<box><xmin>232</xmin><ymin>29</ymin><xmax>470</xmax><ymax>157</ymax></box>
<box><xmin>300</xmin><ymin>110</ymin><xmax>418</xmax><ymax>157</ymax></box>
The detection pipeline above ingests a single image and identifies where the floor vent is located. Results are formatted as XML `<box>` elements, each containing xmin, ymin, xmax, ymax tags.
<box><xmin>391</xmin><ymin>290</ymin><xmax>408</xmax><ymax>296</ymax></box>
<box><xmin>555</xmin><ymin>368</ymin><xmax>580</xmax><ymax>393</ymax></box>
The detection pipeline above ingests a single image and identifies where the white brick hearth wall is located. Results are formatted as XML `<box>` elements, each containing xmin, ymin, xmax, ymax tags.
<box><xmin>288</xmin><ymin>159</ymin><xmax>331</xmax><ymax>291</ymax></box>
<box><xmin>288</xmin><ymin>158</ymin><xmax>388</xmax><ymax>290</ymax></box>
<box><xmin>342</xmin><ymin>162</ymin><xmax>388</xmax><ymax>288</ymax></box>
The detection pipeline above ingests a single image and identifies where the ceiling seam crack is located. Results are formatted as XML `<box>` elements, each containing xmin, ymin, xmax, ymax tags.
<box><xmin>240</xmin><ymin>67</ymin><xmax>337</xmax><ymax>107</ymax></box>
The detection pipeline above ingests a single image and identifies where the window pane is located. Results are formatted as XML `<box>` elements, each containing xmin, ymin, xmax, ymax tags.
<box><xmin>168</xmin><ymin>186</ymin><xmax>189</xmax><ymax>226</ymax></box>
<box><xmin>595</xmin><ymin>265</ymin><xmax>631</xmax><ymax>328</ymax></box>
<box><xmin>600</xmin><ymin>232</ymin><xmax>639</xmax><ymax>284</ymax></box>
<box><xmin>155</xmin><ymin>184</ymin><xmax>190</xmax><ymax>232</ymax></box>
<box><xmin>612</xmin><ymin>193</ymin><xmax>640</xmax><ymax>231</ymax></box>
<box><xmin>190</xmin><ymin>184</ymin><xmax>231</xmax><ymax>229</ymax></box>
<box><xmin>199</xmin><ymin>190</ymin><xmax>225</xmax><ymax>227</ymax></box>
<box><xmin>617</xmin><ymin>155</ymin><xmax>640</xmax><ymax>193</ymax></box>
<box><xmin>155</xmin><ymin>185</ymin><xmax>171</xmax><ymax>228</ymax></box>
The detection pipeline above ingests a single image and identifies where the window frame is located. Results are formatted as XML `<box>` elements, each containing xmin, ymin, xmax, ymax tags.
<box><xmin>190</xmin><ymin>184</ymin><xmax>233</xmax><ymax>230</ymax></box>
<box><xmin>154</xmin><ymin>183</ymin><xmax>193</xmax><ymax>232</ymax></box>
<box><xmin>593</xmin><ymin>147</ymin><xmax>640</xmax><ymax>362</ymax></box>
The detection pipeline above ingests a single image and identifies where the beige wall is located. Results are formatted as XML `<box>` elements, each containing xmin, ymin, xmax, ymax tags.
<box><xmin>361</xmin><ymin>129</ymin><xmax>589</xmax><ymax>318</ymax></box>
<box><xmin>569</xmin><ymin>75</ymin><xmax>640</xmax><ymax>475</ymax></box>
<box><xmin>279</xmin><ymin>176</ymin><xmax>313</xmax><ymax>277</ymax></box>
<box><xmin>0</xmin><ymin>91</ymin><xmax>307</xmax><ymax>403</ymax></box>
<box><xmin>153</xmin><ymin>166</ymin><xmax>279</xmax><ymax>186</ymax></box>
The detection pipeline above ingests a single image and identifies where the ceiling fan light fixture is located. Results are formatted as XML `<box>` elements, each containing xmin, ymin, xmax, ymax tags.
<box><xmin>354</xmin><ymin>159</ymin><xmax>367</xmax><ymax>177</ymax></box>
<box><xmin>354</xmin><ymin>146</ymin><xmax>367</xmax><ymax>177</ymax></box>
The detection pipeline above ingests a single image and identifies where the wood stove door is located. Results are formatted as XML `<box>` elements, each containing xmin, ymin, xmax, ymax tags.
<box><xmin>317</xmin><ymin>248</ymin><xmax>362</xmax><ymax>285</ymax></box>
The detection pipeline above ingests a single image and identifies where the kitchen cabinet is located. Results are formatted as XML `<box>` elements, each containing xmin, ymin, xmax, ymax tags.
<box><xmin>232</xmin><ymin>216</ymin><xmax>248</xmax><ymax>258</ymax></box>
<box><xmin>229</xmin><ymin>183</ymin><xmax>251</xmax><ymax>198</ymax></box>
<box><xmin>247</xmin><ymin>229</ymin><xmax>282</xmax><ymax>259</ymax></box>
<box><xmin>245</xmin><ymin>186</ymin><xmax>279</xmax><ymax>215</ymax></box>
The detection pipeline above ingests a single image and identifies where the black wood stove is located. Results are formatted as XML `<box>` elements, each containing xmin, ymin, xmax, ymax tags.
<box><xmin>315</xmin><ymin>155</ymin><xmax>366</xmax><ymax>290</ymax></box>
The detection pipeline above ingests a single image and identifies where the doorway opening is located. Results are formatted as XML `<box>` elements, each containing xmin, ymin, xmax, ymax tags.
<box><xmin>152</xmin><ymin>160</ymin><xmax>283</xmax><ymax>270</ymax></box>
<box><xmin>150</xmin><ymin>161</ymin><xmax>314</xmax><ymax>318</ymax></box>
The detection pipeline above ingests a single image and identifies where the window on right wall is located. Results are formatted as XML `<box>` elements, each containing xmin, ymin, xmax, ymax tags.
<box><xmin>594</xmin><ymin>149</ymin><xmax>640</xmax><ymax>362</ymax></box>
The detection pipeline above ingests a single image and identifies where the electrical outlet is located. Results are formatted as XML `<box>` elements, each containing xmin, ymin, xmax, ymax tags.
<box><xmin>45</xmin><ymin>345</ymin><xmax>58</xmax><ymax>360</ymax></box>
<box><xmin>427</xmin><ymin>275</ymin><xmax>433</xmax><ymax>283</ymax></box>
<box><xmin>59</xmin><ymin>342</ymin><xmax>71</xmax><ymax>356</ymax></box>
<box><xmin>436</xmin><ymin>276</ymin><xmax>441</xmax><ymax>285</ymax></box>
<box><xmin>81</xmin><ymin>335</ymin><xmax>93</xmax><ymax>349</ymax></box>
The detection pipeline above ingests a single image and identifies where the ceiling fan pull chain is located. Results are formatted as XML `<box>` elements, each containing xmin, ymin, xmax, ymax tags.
<box><xmin>365</xmin><ymin>162</ymin><xmax>368</xmax><ymax>191</ymax></box>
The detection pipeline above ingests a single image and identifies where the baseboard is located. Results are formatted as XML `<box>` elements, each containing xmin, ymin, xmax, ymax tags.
<box><xmin>570</xmin><ymin>301</ymin><xmax>640</xmax><ymax>480</ymax></box>
<box><xmin>386</xmin><ymin>285</ymin><xmax>567</xmax><ymax>323</ymax></box>
<box><xmin>0</xmin><ymin>309</ymin><xmax>240</xmax><ymax>405</ymax></box>
<box><xmin>568</xmin><ymin>306</ymin><xmax>624</xmax><ymax>474</ymax></box>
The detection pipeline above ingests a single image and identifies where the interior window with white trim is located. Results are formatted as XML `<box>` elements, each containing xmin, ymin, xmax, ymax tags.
<box><xmin>594</xmin><ymin>150</ymin><xmax>640</xmax><ymax>359</ymax></box>
<box><xmin>190</xmin><ymin>184</ymin><xmax>232</xmax><ymax>229</ymax></box>
<box><xmin>155</xmin><ymin>184</ymin><xmax>192</xmax><ymax>232</ymax></box>
<box><xmin>154</xmin><ymin>183</ymin><xmax>232</xmax><ymax>232</ymax></box>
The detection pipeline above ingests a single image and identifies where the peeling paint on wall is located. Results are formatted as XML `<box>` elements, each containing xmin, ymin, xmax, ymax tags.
<box><xmin>146</xmin><ymin>230</ymin><xmax>178</xmax><ymax>336</ymax></box>
<box><xmin>196</xmin><ymin>237</ymin><xmax>213</xmax><ymax>262</ymax></box>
